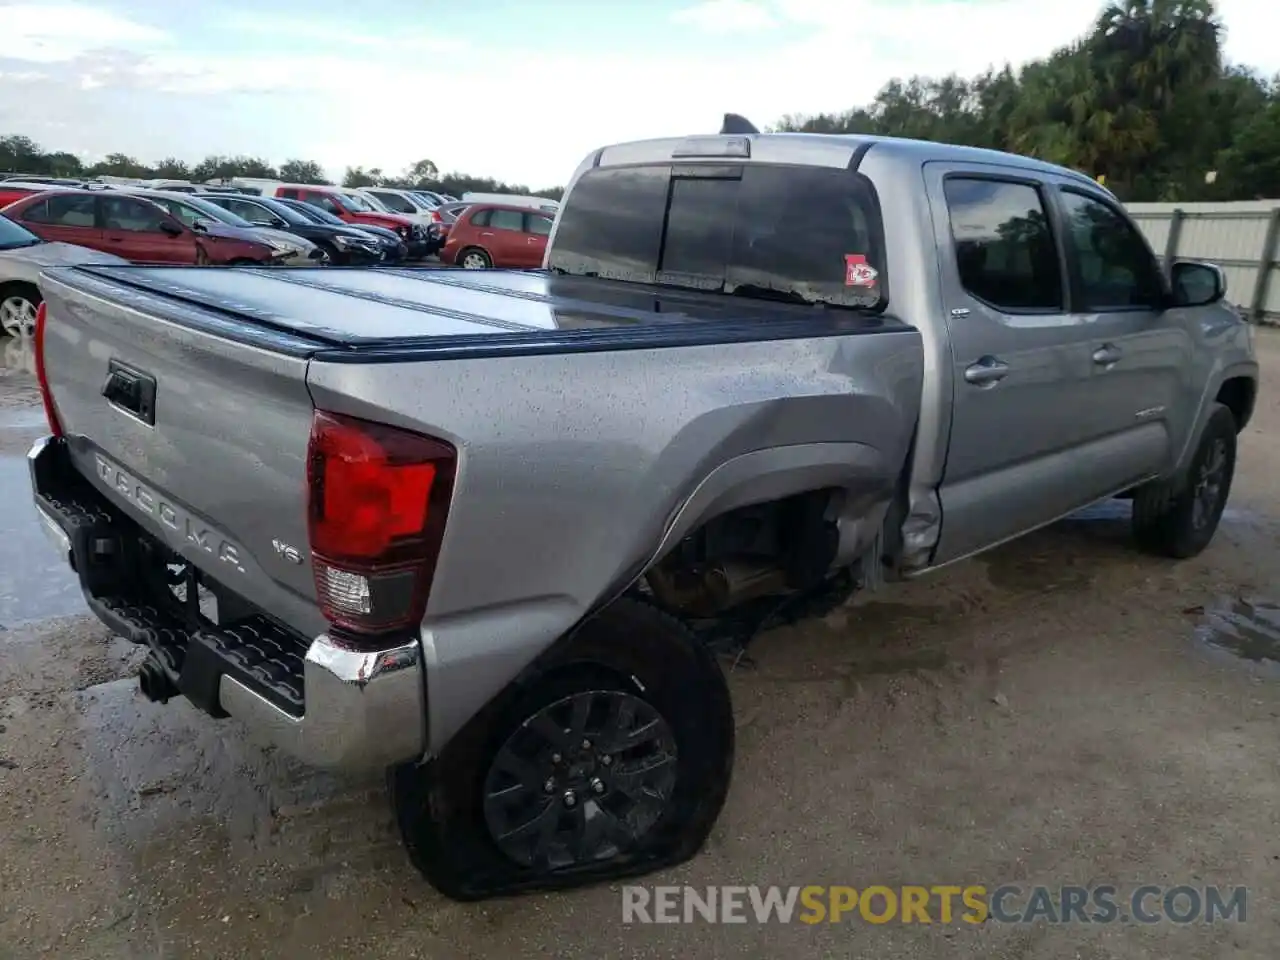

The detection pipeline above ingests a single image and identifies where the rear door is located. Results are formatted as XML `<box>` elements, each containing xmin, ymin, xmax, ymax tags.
<box><xmin>101</xmin><ymin>196</ymin><xmax>197</xmax><ymax>264</ymax></box>
<box><xmin>484</xmin><ymin>208</ymin><xmax>527</xmax><ymax>266</ymax></box>
<box><xmin>923</xmin><ymin>165</ymin><xmax>1100</xmax><ymax>564</ymax></box>
<box><xmin>522</xmin><ymin>211</ymin><xmax>554</xmax><ymax>267</ymax></box>
<box><xmin>18</xmin><ymin>194</ymin><xmax>105</xmax><ymax>250</ymax></box>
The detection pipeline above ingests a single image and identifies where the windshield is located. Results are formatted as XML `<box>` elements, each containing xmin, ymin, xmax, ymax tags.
<box><xmin>283</xmin><ymin>199</ymin><xmax>338</xmax><ymax>224</ymax></box>
<box><xmin>254</xmin><ymin>198</ymin><xmax>308</xmax><ymax>225</ymax></box>
<box><xmin>336</xmin><ymin>192</ymin><xmax>374</xmax><ymax>213</ymax></box>
<box><xmin>0</xmin><ymin>214</ymin><xmax>41</xmax><ymax>250</ymax></box>
<box><xmin>158</xmin><ymin>194</ymin><xmax>251</xmax><ymax>229</ymax></box>
<box><xmin>548</xmin><ymin>163</ymin><xmax>887</xmax><ymax>311</ymax></box>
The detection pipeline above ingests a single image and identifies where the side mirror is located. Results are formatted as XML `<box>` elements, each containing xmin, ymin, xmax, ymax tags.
<box><xmin>1170</xmin><ymin>260</ymin><xmax>1226</xmax><ymax>308</ymax></box>
<box><xmin>159</xmin><ymin>220</ymin><xmax>185</xmax><ymax>238</ymax></box>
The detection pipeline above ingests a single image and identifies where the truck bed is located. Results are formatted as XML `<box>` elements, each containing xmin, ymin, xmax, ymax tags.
<box><xmin>36</xmin><ymin>263</ymin><xmax>923</xmax><ymax>749</ymax></box>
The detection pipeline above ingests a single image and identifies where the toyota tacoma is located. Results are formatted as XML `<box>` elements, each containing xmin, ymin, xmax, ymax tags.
<box><xmin>28</xmin><ymin>120</ymin><xmax>1257</xmax><ymax>900</ymax></box>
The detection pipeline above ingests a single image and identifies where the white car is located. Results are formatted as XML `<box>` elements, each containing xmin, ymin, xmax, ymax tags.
<box><xmin>0</xmin><ymin>213</ymin><xmax>126</xmax><ymax>337</ymax></box>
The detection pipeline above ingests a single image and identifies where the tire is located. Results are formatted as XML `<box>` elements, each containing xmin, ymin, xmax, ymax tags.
<box><xmin>389</xmin><ymin>596</ymin><xmax>735</xmax><ymax>901</ymax></box>
<box><xmin>314</xmin><ymin>241</ymin><xmax>339</xmax><ymax>266</ymax></box>
<box><xmin>1132</xmin><ymin>401</ymin><xmax>1237</xmax><ymax>559</ymax></box>
<box><xmin>0</xmin><ymin>282</ymin><xmax>41</xmax><ymax>338</ymax></box>
<box><xmin>459</xmin><ymin>247</ymin><xmax>492</xmax><ymax>269</ymax></box>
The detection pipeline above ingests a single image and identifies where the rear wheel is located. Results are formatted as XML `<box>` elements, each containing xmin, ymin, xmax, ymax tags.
<box><xmin>1132</xmin><ymin>402</ymin><xmax>1237</xmax><ymax>558</ymax></box>
<box><xmin>389</xmin><ymin>597</ymin><xmax>734</xmax><ymax>901</ymax></box>
<box><xmin>459</xmin><ymin>247</ymin><xmax>492</xmax><ymax>269</ymax></box>
<box><xmin>314</xmin><ymin>242</ymin><xmax>338</xmax><ymax>265</ymax></box>
<box><xmin>0</xmin><ymin>283</ymin><xmax>41</xmax><ymax>338</ymax></box>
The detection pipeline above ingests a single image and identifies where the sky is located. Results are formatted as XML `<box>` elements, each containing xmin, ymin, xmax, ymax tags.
<box><xmin>1</xmin><ymin>0</ymin><xmax>1276</xmax><ymax>188</ymax></box>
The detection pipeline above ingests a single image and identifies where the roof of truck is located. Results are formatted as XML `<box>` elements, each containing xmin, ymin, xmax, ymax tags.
<box><xmin>592</xmin><ymin>132</ymin><xmax>1105</xmax><ymax>194</ymax></box>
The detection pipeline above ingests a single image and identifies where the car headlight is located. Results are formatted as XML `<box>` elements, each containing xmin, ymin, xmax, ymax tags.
<box><xmin>266</xmin><ymin>237</ymin><xmax>299</xmax><ymax>255</ymax></box>
<box><xmin>333</xmin><ymin>235</ymin><xmax>374</xmax><ymax>251</ymax></box>
<box><xmin>395</xmin><ymin>224</ymin><xmax>410</xmax><ymax>238</ymax></box>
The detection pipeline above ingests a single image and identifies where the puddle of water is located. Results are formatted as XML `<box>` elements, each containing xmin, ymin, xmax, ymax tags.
<box><xmin>0</xmin><ymin>453</ymin><xmax>86</xmax><ymax>630</ymax></box>
<box><xmin>1194</xmin><ymin>596</ymin><xmax>1280</xmax><ymax>675</ymax></box>
<box><xmin>1</xmin><ymin>335</ymin><xmax>35</xmax><ymax>377</ymax></box>
<box><xmin>76</xmin><ymin>679</ymin><xmax>390</xmax><ymax>862</ymax></box>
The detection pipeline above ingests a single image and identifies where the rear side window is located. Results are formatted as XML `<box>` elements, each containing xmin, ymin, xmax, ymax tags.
<box><xmin>279</xmin><ymin>188</ymin><xmax>299</xmax><ymax>199</ymax></box>
<box><xmin>548</xmin><ymin>163</ymin><xmax>886</xmax><ymax>309</ymax></box>
<box><xmin>943</xmin><ymin>178</ymin><xmax>1063</xmax><ymax>312</ymax></box>
<box><xmin>489</xmin><ymin>209</ymin><xmax>524</xmax><ymax>231</ymax></box>
<box><xmin>469</xmin><ymin>208</ymin><xmax>492</xmax><ymax>227</ymax></box>
<box><xmin>25</xmin><ymin>194</ymin><xmax>97</xmax><ymax>227</ymax></box>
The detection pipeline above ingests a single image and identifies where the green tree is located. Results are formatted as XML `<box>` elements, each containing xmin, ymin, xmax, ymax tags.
<box><xmin>279</xmin><ymin>159</ymin><xmax>328</xmax><ymax>184</ymax></box>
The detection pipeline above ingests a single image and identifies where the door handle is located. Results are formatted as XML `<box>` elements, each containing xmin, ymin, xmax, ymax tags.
<box><xmin>102</xmin><ymin>359</ymin><xmax>157</xmax><ymax>426</ymax></box>
<box><xmin>480</xmin><ymin>232</ymin><xmax>495</xmax><ymax>237</ymax></box>
<box><xmin>964</xmin><ymin>356</ymin><xmax>1009</xmax><ymax>386</ymax></box>
<box><xmin>1092</xmin><ymin>344</ymin><xmax>1122</xmax><ymax>366</ymax></box>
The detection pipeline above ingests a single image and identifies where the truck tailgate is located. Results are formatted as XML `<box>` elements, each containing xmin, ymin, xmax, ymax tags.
<box><xmin>37</xmin><ymin>269</ymin><xmax>329</xmax><ymax>639</ymax></box>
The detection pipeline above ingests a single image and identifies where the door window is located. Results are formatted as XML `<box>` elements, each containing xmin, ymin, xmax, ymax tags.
<box><xmin>488</xmin><ymin>209</ymin><xmax>524</xmax><ymax>231</ymax></box>
<box><xmin>943</xmin><ymin>178</ymin><xmax>1063</xmax><ymax>312</ymax></box>
<box><xmin>222</xmin><ymin>198</ymin><xmax>264</xmax><ymax>221</ymax></box>
<box><xmin>308</xmin><ymin>194</ymin><xmax>344</xmax><ymax>216</ymax></box>
<box><xmin>24</xmin><ymin>194</ymin><xmax>97</xmax><ymax>227</ymax></box>
<box><xmin>371</xmin><ymin>191</ymin><xmax>414</xmax><ymax>213</ymax></box>
<box><xmin>1059</xmin><ymin>190</ymin><xmax>1164</xmax><ymax>310</ymax></box>
<box><xmin>102</xmin><ymin>197</ymin><xmax>171</xmax><ymax>232</ymax></box>
<box><xmin>525</xmin><ymin>213</ymin><xmax>554</xmax><ymax>236</ymax></box>
<box><xmin>153</xmin><ymin>199</ymin><xmax>205</xmax><ymax>228</ymax></box>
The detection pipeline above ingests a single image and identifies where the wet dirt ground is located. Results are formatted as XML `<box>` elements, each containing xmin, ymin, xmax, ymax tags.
<box><xmin>3</xmin><ymin>332</ymin><xmax>1280</xmax><ymax>959</ymax></box>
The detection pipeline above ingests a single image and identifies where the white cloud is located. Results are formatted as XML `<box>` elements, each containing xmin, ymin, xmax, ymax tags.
<box><xmin>671</xmin><ymin>0</ymin><xmax>778</xmax><ymax>32</ymax></box>
<box><xmin>1</xmin><ymin>0</ymin><xmax>1278</xmax><ymax>188</ymax></box>
<box><xmin>4</xmin><ymin>2</ymin><xmax>169</xmax><ymax>62</ymax></box>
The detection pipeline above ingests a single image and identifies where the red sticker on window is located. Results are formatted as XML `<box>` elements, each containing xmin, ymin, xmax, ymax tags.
<box><xmin>844</xmin><ymin>254</ymin><xmax>878</xmax><ymax>287</ymax></box>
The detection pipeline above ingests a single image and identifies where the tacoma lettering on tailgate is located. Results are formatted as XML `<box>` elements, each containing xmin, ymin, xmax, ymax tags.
<box><xmin>95</xmin><ymin>453</ymin><xmax>247</xmax><ymax>574</ymax></box>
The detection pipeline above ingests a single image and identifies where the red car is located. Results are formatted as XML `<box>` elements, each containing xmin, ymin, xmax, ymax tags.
<box><xmin>1</xmin><ymin>190</ymin><xmax>279</xmax><ymax>266</ymax></box>
<box><xmin>0</xmin><ymin>181</ymin><xmax>61</xmax><ymax>208</ymax></box>
<box><xmin>439</xmin><ymin>203</ymin><xmax>554</xmax><ymax>269</ymax></box>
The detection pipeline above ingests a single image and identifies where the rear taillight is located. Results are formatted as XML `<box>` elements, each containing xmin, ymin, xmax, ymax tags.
<box><xmin>431</xmin><ymin>210</ymin><xmax>441</xmax><ymax>222</ymax></box>
<box><xmin>33</xmin><ymin>301</ymin><xmax>63</xmax><ymax>437</ymax></box>
<box><xmin>306</xmin><ymin>410</ymin><xmax>456</xmax><ymax>636</ymax></box>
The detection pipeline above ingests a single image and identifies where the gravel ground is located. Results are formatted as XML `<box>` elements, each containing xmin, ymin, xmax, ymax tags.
<box><xmin>2</xmin><ymin>332</ymin><xmax>1280</xmax><ymax>959</ymax></box>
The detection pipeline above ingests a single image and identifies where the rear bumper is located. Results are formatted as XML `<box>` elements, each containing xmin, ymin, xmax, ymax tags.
<box><xmin>28</xmin><ymin>435</ymin><xmax>426</xmax><ymax>772</ymax></box>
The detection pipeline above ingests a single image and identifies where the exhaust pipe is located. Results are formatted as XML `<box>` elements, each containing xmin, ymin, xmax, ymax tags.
<box><xmin>137</xmin><ymin>657</ymin><xmax>178</xmax><ymax>704</ymax></box>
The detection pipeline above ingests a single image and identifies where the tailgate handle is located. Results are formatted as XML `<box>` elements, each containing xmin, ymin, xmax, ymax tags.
<box><xmin>102</xmin><ymin>360</ymin><xmax>156</xmax><ymax>426</ymax></box>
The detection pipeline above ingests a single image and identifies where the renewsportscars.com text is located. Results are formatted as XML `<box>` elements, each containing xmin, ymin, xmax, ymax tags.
<box><xmin>621</xmin><ymin>885</ymin><xmax>1248</xmax><ymax>925</ymax></box>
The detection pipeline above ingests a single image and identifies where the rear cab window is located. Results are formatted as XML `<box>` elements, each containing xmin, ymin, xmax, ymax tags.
<box><xmin>547</xmin><ymin>163</ymin><xmax>887</xmax><ymax>310</ymax></box>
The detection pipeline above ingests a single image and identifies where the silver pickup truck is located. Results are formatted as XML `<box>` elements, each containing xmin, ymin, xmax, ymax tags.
<box><xmin>29</xmin><ymin>127</ymin><xmax>1257</xmax><ymax>900</ymax></box>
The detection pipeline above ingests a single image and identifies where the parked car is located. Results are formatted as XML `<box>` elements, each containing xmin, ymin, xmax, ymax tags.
<box><xmin>438</xmin><ymin>202</ymin><xmax>554</xmax><ymax>269</ymax></box>
<box><xmin>2</xmin><ymin>190</ymin><xmax>284</xmax><ymax>266</ymax></box>
<box><xmin>275</xmin><ymin>198</ymin><xmax>408</xmax><ymax>263</ymax></box>
<box><xmin>0</xmin><ymin>180</ymin><xmax>70</xmax><ymax>208</ymax></box>
<box><xmin>201</xmin><ymin>194</ymin><xmax>387</xmax><ymax>266</ymax></box>
<box><xmin>252</xmin><ymin>183</ymin><xmax>431</xmax><ymax>258</ymax></box>
<box><xmin>27</xmin><ymin>127</ymin><xmax>1257</xmax><ymax>903</ymax></box>
<box><xmin>0</xmin><ymin>213</ymin><xmax>125</xmax><ymax>336</ymax></box>
<box><xmin>357</xmin><ymin>187</ymin><xmax>435</xmax><ymax>216</ymax></box>
<box><xmin>347</xmin><ymin>188</ymin><xmax>445</xmax><ymax>256</ymax></box>
<box><xmin>117</xmin><ymin>189</ymin><xmax>321</xmax><ymax>265</ymax></box>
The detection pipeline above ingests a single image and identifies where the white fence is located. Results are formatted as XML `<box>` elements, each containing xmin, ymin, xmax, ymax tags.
<box><xmin>1127</xmin><ymin>200</ymin><xmax>1280</xmax><ymax>324</ymax></box>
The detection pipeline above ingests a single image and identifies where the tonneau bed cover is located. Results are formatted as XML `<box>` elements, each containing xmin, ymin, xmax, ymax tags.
<box><xmin>47</xmin><ymin>264</ymin><xmax>904</xmax><ymax>361</ymax></box>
